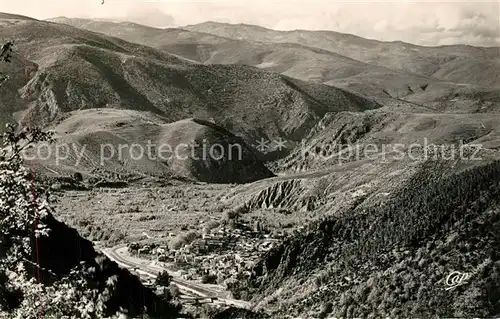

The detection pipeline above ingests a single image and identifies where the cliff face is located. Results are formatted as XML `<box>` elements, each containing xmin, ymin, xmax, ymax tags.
<box><xmin>230</xmin><ymin>160</ymin><xmax>500</xmax><ymax>318</ymax></box>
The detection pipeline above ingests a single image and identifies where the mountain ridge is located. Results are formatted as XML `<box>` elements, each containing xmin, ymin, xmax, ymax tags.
<box><xmin>185</xmin><ymin>21</ymin><xmax>500</xmax><ymax>49</ymax></box>
<box><xmin>184</xmin><ymin>21</ymin><xmax>500</xmax><ymax>83</ymax></box>
<box><xmin>1</xmin><ymin>16</ymin><xmax>380</xmax><ymax>145</ymax></box>
<box><xmin>43</xmin><ymin>17</ymin><xmax>500</xmax><ymax>110</ymax></box>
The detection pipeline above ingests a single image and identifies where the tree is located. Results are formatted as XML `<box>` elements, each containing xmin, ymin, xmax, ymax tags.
<box><xmin>155</xmin><ymin>271</ymin><xmax>172</xmax><ymax>287</ymax></box>
<box><xmin>0</xmin><ymin>41</ymin><xmax>13</xmax><ymax>87</ymax></box>
<box><xmin>201</xmin><ymin>274</ymin><xmax>217</xmax><ymax>284</ymax></box>
<box><xmin>224</xmin><ymin>205</ymin><xmax>246</xmax><ymax>228</ymax></box>
<box><xmin>73</xmin><ymin>172</ymin><xmax>83</xmax><ymax>182</ymax></box>
<box><xmin>0</xmin><ymin>41</ymin><xmax>13</xmax><ymax>61</ymax></box>
<box><xmin>0</xmin><ymin>41</ymin><xmax>182</xmax><ymax>319</ymax></box>
<box><xmin>168</xmin><ymin>284</ymin><xmax>180</xmax><ymax>299</ymax></box>
<box><xmin>0</xmin><ymin>41</ymin><xmax>55</xmax><ymax>313</ymax></box>
<box><xmin>0</xmin><ymin>42</ymin><xmax>112</xmax><ymax>318</ymax></box>
<box><xmin>128</xmin><ymin>242</ymin><xmax>140</xmax><ymax>254</ymax></box>
<box><xmin>318</xmin><ymin>301</ymin><xmax>333</xmax><ymax>319</ymax></box>
<box><xmin>169</xmin><ymin>231</ymin><xmax>199</xmax><ymax>250</ymax></box>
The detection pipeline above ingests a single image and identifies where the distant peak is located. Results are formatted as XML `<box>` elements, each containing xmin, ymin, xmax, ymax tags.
<box><xmin>46</xmin><ymin>16</ymin><xmax>67</xmax><ymax>20</ymax></box>
<box><xmin>186</xmin><ymin>20</ymin><xmax>270</xmax><ymax>30</ymax></box>
<box><xmin>0</xmin><ymin>12</ymin><xmax>38</xmax><ymax>21</ymax></box>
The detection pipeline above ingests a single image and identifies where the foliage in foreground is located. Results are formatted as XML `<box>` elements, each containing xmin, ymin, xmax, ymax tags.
<box><xmin>0</xmin><ymin>39</ymin><xmax>120</xmax><ymax>318</ymax></box>
<box><xmin>0</xmin><ymin>40</ymin><xmax>179</xmax><ymax>317</ymax></box>
<box><xmin>0</xmin><ymin>125</ymin><xmax>181</xmax><ymax>319</ymax></box>
<box><xmin>0</xmin><ymin>125</ymin><xmax>119</xmax><ymax>318</ymax></box>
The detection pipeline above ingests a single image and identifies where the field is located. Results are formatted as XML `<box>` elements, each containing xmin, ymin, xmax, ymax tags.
<box><xmin>53</xmin><ymin>182</ymin><xmax>230</xmax><ymax>246</ymax></box>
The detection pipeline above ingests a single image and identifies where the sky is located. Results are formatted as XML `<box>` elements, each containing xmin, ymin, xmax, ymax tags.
<box><xmin>0</xmin><ymin>0</ymin><xmax>499</xmax><ymax>46</ymax></box>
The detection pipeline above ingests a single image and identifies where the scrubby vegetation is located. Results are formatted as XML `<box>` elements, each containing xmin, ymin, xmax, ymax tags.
<box><xmin>0</xmin><ymin>42</ymin><xmax>180</xmax><ymax>318</ymax></box>
<box><xmin>229</xmin><ymin>159</ymin><xmax>500</xmax><ymax>318</ymax></box>
<box><xmin>3</xmin><ymin>12</ymin><xmax>500</xmax><ymax>319</ymax></box>
<box><xmin>155</xmin><ymin>271</ymin><xmax>172</xmax><ymax>288</ymax></box>
<box><xmin>202</xmin><ymin>306</ymin><xmax>269</xmax><ymax>319</ymax></box>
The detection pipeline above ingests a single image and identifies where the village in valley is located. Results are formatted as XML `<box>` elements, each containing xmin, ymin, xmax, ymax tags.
<box><xmin>126</xmin><ymin>214</ymin><xmax>287</xmax><ymax>287</ymax></box>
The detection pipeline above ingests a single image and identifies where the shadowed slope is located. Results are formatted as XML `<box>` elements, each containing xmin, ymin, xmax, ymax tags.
<box><xmin>1</xmin><ymin>15</ymin><xmax>380</xmax><ymax>153</ymax></box>
<box><xmin>26</xmin><ymin>109</ymin><xmax>274</xmax><ymax>183</ymax></box>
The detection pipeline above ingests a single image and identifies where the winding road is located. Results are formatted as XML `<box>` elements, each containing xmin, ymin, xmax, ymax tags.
<box><xmin>101</xmin><ymin>245</ymin><xmax>252</xmax><ymax>309</ymax></box>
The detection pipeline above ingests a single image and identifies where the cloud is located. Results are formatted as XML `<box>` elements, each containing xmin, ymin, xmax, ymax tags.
<box><xmin>316</xmin><ymin>1</ymin><xmax>500</xmax><ymax>46</ymax></box>
<box><xmin>0</xmin><ymin>0</ymin><xmax>498</xmax><ymax>46</ymax></box>
<box><xmin>448</xmin><ymin>9</ymin><xmax>500</xmax><ymax>43</ymax></box>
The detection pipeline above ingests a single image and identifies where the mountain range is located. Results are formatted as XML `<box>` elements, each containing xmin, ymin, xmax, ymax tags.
<box><xmin>0</xmin><ymin>11</ymin><xmax>499</xmax><ymax>318</ymax></box>
<box><xmin>46</xmin><ymin>17</ymin><xmax>500</xmax><ymax>109</ymax></box>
